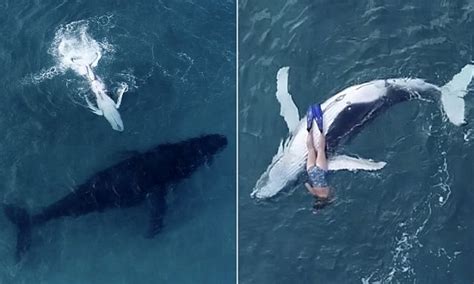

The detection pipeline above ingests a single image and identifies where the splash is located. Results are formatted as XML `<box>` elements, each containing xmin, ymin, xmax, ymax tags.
<box><xmin>360</xmin><ymin>199</ymin><xmax>432</xmax><ymax>283</ymax></box>
<box><xmin>27</xmin><ymin>17</ymin><xmax>132</xmax><ymax>131</ymax></box>
<box><xmin>51</xmin><ymin>21</ymin><xmax>110</xmax><ymax>77</ymax></box>
<box><xmin>360</xmin><ymin>110</ymin><xmax>458</xmax><ymax>283</ymax></box>
<box><xmin>27</xmin><ymin>18</ymin><xmax>114</xmax><ymax>84</ymax></box>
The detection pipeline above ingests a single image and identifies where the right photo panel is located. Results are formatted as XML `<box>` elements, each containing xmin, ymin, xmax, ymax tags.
<box><xmin>239</xmin><ymin>1</ymin><xmax>474</xmax><ymax>283</ymax></box>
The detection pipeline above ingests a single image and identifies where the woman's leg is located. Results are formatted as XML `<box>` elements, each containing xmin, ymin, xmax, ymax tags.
<box><xmin>315</xmin><ymin>133</ymin><xmax>328</xmax><ymax>170</ymax></box>
<box><xmin>306</xmin><ymin>129</ymin><xmax>317</xmax><ymax>171</ymax></box>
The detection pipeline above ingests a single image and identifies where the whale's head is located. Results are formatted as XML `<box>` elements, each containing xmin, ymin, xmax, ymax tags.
<box><xmin>145</xmin><ymin>134</ymin><xmax>227</xmax><ymax>183</ymax></box>
<box><xmin>193</xmin><ymin>134</ymin><xmax>228</xmax><ymax>158</ymax></box>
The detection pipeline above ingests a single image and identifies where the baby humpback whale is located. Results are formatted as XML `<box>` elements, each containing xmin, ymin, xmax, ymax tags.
<box><xmin>71</xmin><ymin>53</ymin><xmax>128</xmax><ymax>131</ymax></box>
<box><xmin>4</xmin><ymin>134</ymin><xmax>227</xmax><ymax>261</ymax></box>
<box><xmin>252</xmin><ymin>65</ymin><xmax>474</xmax><ymax>198</ymax></box>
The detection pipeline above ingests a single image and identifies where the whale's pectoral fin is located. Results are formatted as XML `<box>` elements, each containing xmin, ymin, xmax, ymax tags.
<box><xmin>145</xmin><ymin>191</ymin><xmax>167</xmax><ymax>239</ymax></box>
<box><xmin>276</xmin><ymin>67</ymin><xmax>300</xmax><ymax>133</ymax></box>
<box><xmin>85</xmin><ymin>96</ymin><xmax>103</xmax><ymax>116</ymax></box>
<box><xmin>85</xmin><ymin>65</ymin><xmax>96</xmax><ymax>81</ymax></box>
<box><xmin>3</xmin><ymin>204</ymin><xmax>32</xmax><ymax>262</ymax></box>
<box><xmin>91</xmin><ymin>52</ymin><xmax>101</xmax><ymax>68</ymax></box>
<box><xmin>115</xmin><ymin>83</ymin><xmax>129</xmax><ymax>109</ymax></box>
<box><xmin>327</xmin><ymin>154</ymin><xmax>387</xmax><ymax>171</ymax></box>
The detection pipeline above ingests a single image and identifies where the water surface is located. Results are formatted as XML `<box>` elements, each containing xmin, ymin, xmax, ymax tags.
<box><xmin>239</xmin><ymin>0</ymin><xmax>474</xmax><ymax>283</ymax></box>
<box><xmin>0</xmin><ymin>1</ymin><xmax>235</xmax><ymax>283</ymax></box>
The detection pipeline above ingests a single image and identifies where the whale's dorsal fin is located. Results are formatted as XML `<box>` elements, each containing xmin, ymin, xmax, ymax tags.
<box><xmin>328</xmin><ymin>154</ymin><xmax>386</xmax><ymax>171</ymax></box>
<box><xmin>276</xmin><ymin>67</ymin><xmax>300</xmax><ymax>133</ymax></box>
<box><xmin>145</xmin><ymin>191</ymin><xmax>167</xmax><ymax>239</ymax></box>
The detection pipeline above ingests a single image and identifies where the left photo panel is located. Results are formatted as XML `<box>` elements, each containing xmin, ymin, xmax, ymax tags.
<box><xmin>0</xmin><ymin>1</ymin><xmax>235</xmax><ymax>283</ymax></box>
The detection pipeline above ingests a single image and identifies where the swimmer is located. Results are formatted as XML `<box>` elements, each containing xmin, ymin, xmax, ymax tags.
<box><xmin>71</xmin><ymin>53</ymin><xmax>127</xmax><ymax>131</ymax></box>
<box><xmin>304</xmin><ymin>104</ymin><xmax>333</xmax><ymax>211</ymax></box>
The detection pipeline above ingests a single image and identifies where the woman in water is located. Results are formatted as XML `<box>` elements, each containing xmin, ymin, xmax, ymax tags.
<box><xmin>71</xmin><ymin>53</ymin><xmax>127</xmax><ymax>131</ymax></box>
<box><xmin>305</xmin><ymin>104</ymin><xmax>333</xmax><ymax>210</ymax></box>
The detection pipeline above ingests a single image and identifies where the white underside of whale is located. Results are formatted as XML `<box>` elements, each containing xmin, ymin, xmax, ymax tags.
<box><xmin>251</xmin><ymin>64</ymin><xmax>474</xmax><ymax>199</ymax></box>
<box><xmin>70</xmin><ymin>54</ymin><xmax>128</xmax><ymax>132</ymax></box>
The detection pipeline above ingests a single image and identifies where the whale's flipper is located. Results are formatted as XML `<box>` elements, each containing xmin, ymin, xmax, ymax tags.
<box><xmin>3</xmin><ymin>204</ymin><xmax>32</xmax><ymax>262</ymax></box>
<box><xmin>115</xmin><ymin>83</ymin><xmax>129</xmax><ymax>109</ymax></box>
<box><xmin>90</xmin><ymin>52</ymin><xmax>101</xmax><ymax>68</ymax></box>
<box><xmin>328</xmin><ymin>155</ymin><xmax>386</xmax><ymax>171</ymax></box>
<box><xmin>85</xmin><ymin>65</ymin><xmax>96</xmax><ymax>81</ymax></box>
<box><xmin>276</xmin><ymin>67</ymin><xmax>300</xmax><ymax>133</ymax></box>
<box><xmin>440</xmin><ymin>64</ymin><xmax>474</xmax><ymax>126</ymax></box>
<box><xmin>85</xmin><ymin>96</ymin><xmax>103</xmax><ymax>116</ymax></box>
<box><xmin>145</xmin><ymin>192</ymin><xmax>167</xmax><ymax>239</ymax></box>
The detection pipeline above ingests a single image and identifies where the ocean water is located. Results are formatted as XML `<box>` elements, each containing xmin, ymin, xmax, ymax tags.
<box><xmin>239</xmin><ymin>0</ymin><xmax>474</xmax><ymax>283</ymax></box>
<box><xmin>0</xmin><ymin>1</ymin><xmax>235</xmax><ymax>283</ymax></box>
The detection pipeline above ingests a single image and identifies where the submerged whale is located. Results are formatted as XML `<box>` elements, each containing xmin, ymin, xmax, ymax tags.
<box><xmin>252</xmin><ymin>65</ymin><xmax>474</xmax><ymax>199</ymax></box>
<box><xmin>4</xmin><ymin>134</ymin><xmax>227</xmax><ymax>261</ymax></box>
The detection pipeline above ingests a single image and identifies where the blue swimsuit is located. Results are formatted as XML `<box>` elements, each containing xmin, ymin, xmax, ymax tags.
<box><xmin>308</xmin><ymin>166</ymin><xmax>328</xmax><ymax>187</ymax></box>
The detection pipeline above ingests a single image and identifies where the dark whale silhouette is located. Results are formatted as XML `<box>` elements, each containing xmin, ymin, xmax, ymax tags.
<box><xmin>3</xmin><ymin>134</ymin><xmax>227</xmax><ymax>261</ymax></box>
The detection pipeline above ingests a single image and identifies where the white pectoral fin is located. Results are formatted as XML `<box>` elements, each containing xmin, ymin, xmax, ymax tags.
<box><xmin>85</xmin><ymin>96</ymin><xmax>103</xmax><ymax>116</ymax></box>
<box><xmin>91</xmin><ymin>52</ymin><xmax>102</xmax><ymax>68</ymax></box>
<box><xmin>115</xmin><ymin>83</ymin><xmax>129</xmax><ymax>109</ymax></box>
<box><xmin>85</xmin><ymin>65</ymin><xmax>96</xmax><ymax>81</ymax></box>
<box><xmin>328</xmin><ymin>155</ymin><xmax>387</xmax><ymax>171</ymax></box>
<box><xmin>276</xmin><ymin>67</ymin><xmax>300</xmax><ymax>133</ymax></box>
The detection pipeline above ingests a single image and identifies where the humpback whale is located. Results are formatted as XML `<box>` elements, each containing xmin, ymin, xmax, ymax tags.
<box><xmin>252</xmin><ymin>65</ymin><xmax>474</xmax><ymax>199</ymax></box>
<box><xmin>4</xmin><ymin>134</ymin><xmax>227</xmax><ymax>261</ymax></box>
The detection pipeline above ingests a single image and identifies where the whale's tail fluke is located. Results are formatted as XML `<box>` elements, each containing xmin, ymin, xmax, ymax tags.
<box><xmin>439</xmin><ymin>64</ymin><xmax>474</xmax><ymax>126</ymax></box>
<box><xmin>389</xmin><ymin>64</ymin><xmax>473</xmax><ymax>126</ymax></box>
<box><xmin>3</xmin><ymin>204</ymin><xmax>32</xmax><ymax>262</ymax></box>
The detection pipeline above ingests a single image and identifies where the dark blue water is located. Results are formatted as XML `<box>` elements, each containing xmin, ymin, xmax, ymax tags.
<box><xmin>0</xmin><ymin>1</ymin><xmax>235</xmax><ymax>283</ymax></box>
<box><xmin>239</xmin><ymin>0</ymin><xmax>474</xmax><ymax>283</ymax></box>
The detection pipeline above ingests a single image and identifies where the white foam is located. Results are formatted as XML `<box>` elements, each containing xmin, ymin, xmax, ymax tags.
<box><xmin>53</xmin><ymin>23</ymin><xmax>104</xmax><ymax>77</ymax></box>
<box><xmin>51</xmin><ymin>23</ymin><xmax>96</xmax><ymax>78</ymax></box>
<box><xmin>26</xmin><ymin>19</ymin><xmax>133</xmax><ymax>131</ymax></box>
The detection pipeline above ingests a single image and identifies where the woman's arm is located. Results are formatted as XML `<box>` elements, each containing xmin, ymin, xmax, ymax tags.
<box><xmin>305</xmin><ymin>182</ymin><xmax>316</xmax><ymax>196</ymax></box>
